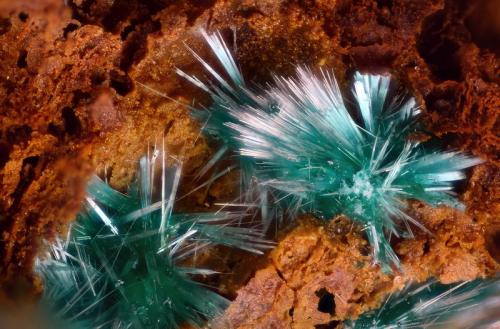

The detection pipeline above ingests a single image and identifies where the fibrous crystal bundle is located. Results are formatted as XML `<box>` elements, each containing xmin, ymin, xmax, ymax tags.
<box><xmin>36</xmin><ymin>150</ymin><xmax>271</xmax><ymax>328</ymax></box>
<box><xmin>348</xmin><ymin>278</ymin><xmax>500</xmax><ymax>329</ymax></box>
<box><xmin>179</xmin><ymin>30</ymin><xmax>482</xmax><ymax>271</ymax></box>
<box><xmin>36</xmin><ymin>28</ymin><xmax>491</xmax><ymax>329</ymax></box>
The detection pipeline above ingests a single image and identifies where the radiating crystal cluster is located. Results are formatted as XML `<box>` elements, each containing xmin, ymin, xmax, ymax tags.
<box><xmin>179</xmin><ymin>30</ymin><xmax>482</xmax><ymax>271</ymax></box>
<box><xmin>37</xmin><ymin>29</ymin><xmax>489</xmax><ymax>329</ymax></box>
<box><xmin>36</xmin><ymin>150</ymin><xmax>271</xmax><ymax>328</ymax></box>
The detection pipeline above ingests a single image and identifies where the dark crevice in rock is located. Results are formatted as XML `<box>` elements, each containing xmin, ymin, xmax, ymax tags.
<box><xmin>6</xmin><ymin>125</ymin><xmax>32</xmax><ymax>146</ymax></box>
<box><xmin>314</xmin><ymin>320</ymin><xmax>341</xmax><ymax>329</ymax></box>
<box><xmin>66</xmin><ymin>0</ymin><xmax>94</xmax><ymax>24</ymax></box>
<box><xmin>120</xmin><ymin>22</ymin><xmax>136</xmax><ymax>41</ymax></box>
<box><xmin>66</xmin><ymin>0</ymin><xmax>216</xmax><ymax>73</ymax></box>
<box><xmin>485</xmin><ymin>229</ymin><xmax>500</xmax><ymax>264</ymax></box>
<box><xmin>119</xmin><ymin>19</ymin><xmax>161</xmax><ymax>71</ymax></box>
<box><xmin>110</xmin><ymin>70</ymin><xmax>134</xmax><ymax>96</ymax></box>
<box><xmin>425</xmin><ymin>86</ymin><xmax>456</xmax><ymax>114</ymax></box>
<box><xmin>104</xmin><ymin>166</ymin><xmax>113</xmax><ymax>184</ymax></box>
<box><xmin>62</xmin><ymin>107</ymin><xmax>82</xmax><ymax>136</ymax></box>
<box><xmin>315</xmin><ymin>288</ymin><xmax>336</xmax><ymax>315</ymax></box>
<box><xmin>436</xmin><ymin>132</ymin><xmax>465</xmax><ymax>150</ymax></box>
<box><xmin>63</xmin><ymin>22</ymin><xmax>80</xmax><ymax>38</ymax></box>
<box><xmin>0</xmin><ymin>142</ymin><xmax>11</xmax><ymax>170</ymax></box>
<box><xmin>68</xmin><ymin>0</ymin><xmax>166</xmax><ymax>32</ymax></box>
<box><xmin>376</xmin><ymin>0</ymin><xmax>393</xmax><ymax>10</ymax></box>
<box><xmin>0</xmin><ymin>17</ymin><xmax>11</xmax><ymax>36</ymax></box>
<box><xmin>91</xmin><ymin>71</ymin><xmax>107</xmax><ymax>86</ymax></box>
<box><xmin>358</xmin><ymin>242</ymin><xmax>371</xmax><ymax>257</ymax></box>
<box><xmin>67</xmin><ymin>0</ymin><xmax>169</xmax><ymax>72</ymax></box>
<box><xmin>423</xmin><ymin>240</ymin><xmax>430</xmax><ymax>255</ymax></box>
<box><xmin>25</xmin><ymin>211</ymin><xmax>38</xmax><ymax>228</ymax></box>
<box><xmin>47</xmin><ymin>122</ymin><xmax>63</xmax><ymax>138</ymax></box>
<box><xmin>163</xmin><ymin>120</ymin><xmax>174</xmax><ymax>135</ymax></box>
<box><xmin>17</xmin><ymin>50</ymin><xmax>28</xmax><ymax>68</ymax></box>
<box><xmin>275</xmin><ymin>267</ymin><xmax>285</xmax><ymax>281</ymax></box>
<box><xmin>72</xmin><ymin>90</ymin><xmax>92</xmax><ymax>105</ymax></box>
<box><xmin>18</xmin><ymin>12</ymin><xmax>29</xmax><ymax>22</ymax></box>
<box><xmin>2</xmin><ymin>80</ymin><xmax>15</xmax><ymax>96</ymax></box>
<box><xmin>8</xmin><ymin>156</ymin><xmax>40</xmax><ymax>215</ymax></box>
<box><xmin>417</xmin><ymin>10</ymin><xmax>463</xmax><ymax>81</ymax></box>
<box><xmin>186</xmin><ymin>0</ymin><xmax>216</xmax><ymax>26</ymax></box>
<box><xmin>48</xmin><ymin>106</ymin><xmax>83</xmax><ymax>139</ymax></box>
<box><xmin>376</xmin><ymin>14</ymin><xmax>395</xmax><ymax>30</ymax></box>
<box><xmin>101</xmin><ymin>0</ymin><xmax>137</xmax><ymax>32</ymax></box>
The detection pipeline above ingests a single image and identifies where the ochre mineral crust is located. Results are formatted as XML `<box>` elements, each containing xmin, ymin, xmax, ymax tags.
<box><xmin>0</xmin><ymin>0</ymin><xmax>498</xmax><ymax>326</ymax></box>
<box><xmin>215</xmin><ymin>209</ymin><xmax>497</xmax><ymax>328</ymax></box>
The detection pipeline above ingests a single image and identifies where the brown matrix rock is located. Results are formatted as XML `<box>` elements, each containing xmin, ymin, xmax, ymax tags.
<box><xmin>0</xmin><ymin>0</ymin><xmax>498</xmax><ymax>317</ymax></box>
<box><xmin>216</xmin><ymin>211</ymin><xmax>497</xmax><ymax>328</ymax></box>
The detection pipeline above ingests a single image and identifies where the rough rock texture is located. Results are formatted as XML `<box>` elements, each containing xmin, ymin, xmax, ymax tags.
<box><xmin>0</xmin><ymin>1</ymin><xmax>113</xmax><ymax>299</ymax></box>
<box><xmin>214</xmin><ymin>267</ymin><xmax>295</xmax><ymax>329</ymax></box>
<box><xmin>0</xmin><ymin>0</ymin><xmax>213</xmax><ymax>298</ymax></box>
<box><xmin>216</xmin><ymin>212</ymin><xmax>497</xmax><ymax>328</ymax></box>
<box><xmin>0</xmin><ymin>0</ymin><xmax>498</xmax><ymax>322</ymax></box>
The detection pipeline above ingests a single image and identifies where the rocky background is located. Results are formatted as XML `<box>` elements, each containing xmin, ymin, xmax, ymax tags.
<box><xmin>0</xmin><ymin>0</ymin><xmax>498</xmax><ymax>327</ymax></box>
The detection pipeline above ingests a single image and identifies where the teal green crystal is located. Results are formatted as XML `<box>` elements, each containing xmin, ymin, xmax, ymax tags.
<box><xmin>348</xmin><ymin>278</ymin><xmax>500</xmax><ymax>328</ymax></box>
<box><xmin>179</xmin><ymin>30</ymin><xmax>483</xmax><ymax>271</ymax></box>
<box><xmin>177</xmin><ymin>31</ymin><xmax>276</xmax><ymax>228</ymax></box>
<box><xmin>37</xmin><ymin>152</ymin><xmax>272</xmax><ymax>329</ymax></box>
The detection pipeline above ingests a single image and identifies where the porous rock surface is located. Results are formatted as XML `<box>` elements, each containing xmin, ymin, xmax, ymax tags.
<box><xmin>215</xmin><ymin>210</ymin><xmax>497</xmax><ymax>328</ymax></box>
<box><xmin>0</xmin><ymin>1</ymin><xmax>498</xmax><ymax>325</ymax></box>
